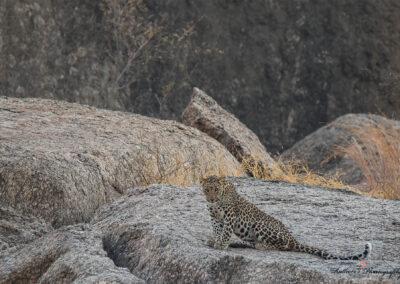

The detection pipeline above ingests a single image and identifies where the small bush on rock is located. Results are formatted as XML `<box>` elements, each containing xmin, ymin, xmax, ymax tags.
<box><xmin>336</xmin><ymin>121</ymin><xmax>400</xmax><ymax>200</ymax></box>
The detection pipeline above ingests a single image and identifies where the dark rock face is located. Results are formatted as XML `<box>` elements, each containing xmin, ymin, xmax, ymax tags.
<box><xmin>281</xmin><ymin>114</ymin><xmax>400</xmax><ymax>184</ymax></box>
<box><xmin>2</xmin><ymin>0</ymin><xmax>400</xmax><ymax>153</ymax></box>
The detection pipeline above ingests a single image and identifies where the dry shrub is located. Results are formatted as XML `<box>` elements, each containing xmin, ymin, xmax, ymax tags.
<box><xmin>100</xmin><ymin>0</ymin><xmax>201</xmax><ymax>113</ymax></box>
<box><xmin>100</xmin><ymin>0</ymin><xmax>156</xmax><ymax>56</ymax></box>
<box><xmin>240</xmin><ymin>155</ymin><xmax>352</xmax><ymax>190</ymax></box>
<box><xmin>100</xmin><ymin>0</ymin><xmax>162</xmax><ymax>91</ymax></box>
<box><xmin>335</xmin><ymin>121</ymin><xmax>400</xmax><ymax>200</ymax></box>
<box><xmin>130</xmin><ymin>140</ymin><xmax>353</xmax><ymax>190</ymax></box>
<box><xmin>238</xmin><ymin>154</ymin><xmax>282</xmax><ymax>180</ymax></box>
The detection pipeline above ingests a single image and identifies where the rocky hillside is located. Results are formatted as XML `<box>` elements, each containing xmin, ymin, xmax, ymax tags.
<box><xmin>2</xmin><ymin>0</ymin><xmax>400</xmax><ymax>152</ymax></box>
<box><xmin>1</xmin><ymin>177</ymin><xmax>399</xmax><ymax>283</ymax></box>
<box><xmin>1</xmin><ymin>97</ymin><xmax>399</xmax><ymax>282</ymax></box>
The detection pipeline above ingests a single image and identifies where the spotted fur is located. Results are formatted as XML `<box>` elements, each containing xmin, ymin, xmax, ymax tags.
<box><xmin>201</xmin><ymin>175</ymin><xmax>371</xmax><ymax>260</ymax></box>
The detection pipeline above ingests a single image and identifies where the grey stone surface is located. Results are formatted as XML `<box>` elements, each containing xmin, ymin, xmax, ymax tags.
<box><xmin>0</xmin><ymin>206</ymin><xmax>53</xmax><ymax>252</ymax></box>
<box><xmin>281</xmin><ymin>114</ymin><xmax>400</xmax><ymax>184</ymax></box>
<box><xmin>93</xmin><ymin>177</ymin><xmax>400</xmax><ymax>283</ymax></box>
<box><xmin>2</xmin><ymin>1</ymin><xmax>400</xmax><ymax>153</ymax></box>
<box><xmin>0</xmin><ymin>224</ymin><xmax>144</xmax><ymax>283</ymax></box>
<box><xmin>182</xmin><ymin>87</ymin><xmax>280</xmax><ymax>176</ymax></box>
<box><xmin>0</xmin><ymin>96</ymin><xmax>239</xmax><ymax>227</ymax></box>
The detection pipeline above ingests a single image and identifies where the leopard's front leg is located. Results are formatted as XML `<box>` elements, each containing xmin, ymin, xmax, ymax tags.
<box><xmin>214</xmin><ymin>208</ymin><xmax>235</xmax><ymax>249</ymax></box>
<box><xmin>207</xmin><ymin>218</ymin><xmax>223</xmax><ymax>247</ymax></box>
<box><xmin>207</xmin><ymin>205</ymin><xmax>224</xmax><ymax>247</ymax></box>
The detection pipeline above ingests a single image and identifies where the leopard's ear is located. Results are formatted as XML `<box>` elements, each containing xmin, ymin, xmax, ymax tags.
<box><xmin>199</xmin><ymin>174</ymin><xmax>209</xmax><ymax>185</ymax></box>
<box><xmin>217</xmin><ymin>175</ymin><xmax>227</xmax><ymax>182</ymax></box>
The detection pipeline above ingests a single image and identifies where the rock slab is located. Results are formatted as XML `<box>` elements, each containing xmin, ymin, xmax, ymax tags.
<box><xmin>0</xmin><ymin>206</ymin><xmax>53</xmax><ymax>252</ymax></box>
<box><xmin>93</xmin><ymin>178</ymin><xmax>400</xmax><ymax>283</ymax></box>
<box><xmin>183</xmin><ymin>87</ymin><xmax>279</xmax><ymax>175</ymax></box>
<box><xmin>0</xmin><ymin>224</ymin><xmax>144</xmax><ymax>283</ymax></box>
<box><xmin>1</xmin><ymin>177</ymin><xmax>398</xmax><ymax>283</ymax></box>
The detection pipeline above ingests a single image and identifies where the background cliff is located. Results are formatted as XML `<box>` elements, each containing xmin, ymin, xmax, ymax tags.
<box><xmin>1</xmin><ymin>0</ymin><xmax>400</xmax><ymax>153</ymax></box>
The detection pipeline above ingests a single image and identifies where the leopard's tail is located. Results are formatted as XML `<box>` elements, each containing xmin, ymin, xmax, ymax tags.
<box><xmin>293</xmin><ymin>242</ymin><xmax>371</xmax><ymax>260</ymax></box>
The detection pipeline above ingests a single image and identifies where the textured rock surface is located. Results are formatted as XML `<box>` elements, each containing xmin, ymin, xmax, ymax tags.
<box><xmin>93</xmin><ymin>178</ymin><xmax>400</xmax><ymax>283</ymax></box>
<box><xmin>0</xmin><ymin>206</ymin><xmax>53</xmax><ymax>252</ymax></box>
<box><xmin>0</xmin><ymin>97</ymin><xmax>240</xmax><ymax>227</ymax></box>
<box><xmin>0</xmin><ymin>224</ymin><xmax>144</xmax><ymax>283</ymax></box>
<box><xmin>182</xmin><ymin>87</ymin><xmax>279</xmax><ymax>174</ymax></box>
<box><xmin>281</xmin><ymin>114</ymin><xmax>400</xmax><ymax>184</ymax></box>
<box><xmin>2</xmin><ymin>0</ymin><xmax>400</xmax><ymax>153</ymax></box>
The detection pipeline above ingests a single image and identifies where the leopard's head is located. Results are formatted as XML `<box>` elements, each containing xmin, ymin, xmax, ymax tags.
<box><xmin>200</xmin><ymin>175</ymin><xmax>228</xmax><ymax>203</ymax></box>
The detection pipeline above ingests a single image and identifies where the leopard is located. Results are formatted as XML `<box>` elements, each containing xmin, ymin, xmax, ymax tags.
<box><xmin>200</xmin><ymin>175</ymin><xmax>371</xmax><ymax>260</ymax></box>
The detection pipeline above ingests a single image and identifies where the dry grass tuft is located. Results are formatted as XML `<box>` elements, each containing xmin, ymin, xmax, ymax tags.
<box><xmin>239</xmin><ymin>155</ymin><xmax>352</xmax><ymax>190</ymax></box>
<box><xmin>131</xmin><ymin>144</ymin><xmax>243</xmax><ymax>187</ymax></box>
<box><xmin>240</xmin><ymin>119</ymin><xmax>400</xmax><ymax>200</ymax></box>
<box><xmin>131</xmin><ymin>118</ymin><xmax>400</xmax><ymax>200</ymax></box>
<box><xmin>335</xmin><ymin>121</ymin><xmax>400</xmax><ymax>200</ymax></box>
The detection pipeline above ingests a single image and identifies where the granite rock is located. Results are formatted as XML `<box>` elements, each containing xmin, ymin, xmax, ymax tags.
<box><xmin>0</xmin><ymin>97</ymin><xmax>240</xmax><ymax>227</ymax></box>
<box><xmin>93</xmin><ymin>177</ymin><xmax>400</xmax><ymax>283</ymax></box>
<box><xmin>281</xmin><ymin>114</ymin><xmax>400</xmax><ymax>184</ymax></box>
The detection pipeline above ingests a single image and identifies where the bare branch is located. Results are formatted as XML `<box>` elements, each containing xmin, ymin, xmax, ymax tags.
<box><xmin>108</xmin><ymin>38</ymin><xmax>151</xmax><ymax>92</ymax></box>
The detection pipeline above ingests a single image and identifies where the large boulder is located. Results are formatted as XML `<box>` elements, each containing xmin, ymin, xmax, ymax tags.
<box><xmin>0</xmin><ymin>224</ymin><xmax>144</xmax><ymax>283</ymax></box>
<box><xmin>2</xmin><ymin>0</ymin><xmax>400</xmax><ymax>153</ymax></box>
<box><xmin>182</xmin><ymin>87</ymin><xmax>280</xmax><ymax>176</ymax></box>
<box><xmin>92</xmin><ymin>178</ymin><xmax>399</xmax><ymax>283</ymax></box>
<box><xmin>0</xmin><ymin>96</ymin><xmax>240</xmax><ymax>227</ymax></box>
<box><xmin>281</xmin><ymin>114</ymin><xmax>400</xmax><ymax>184</ymax></box>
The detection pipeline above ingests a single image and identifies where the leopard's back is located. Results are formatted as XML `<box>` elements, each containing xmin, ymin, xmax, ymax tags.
<box><xmin>219</xmin><ymin>188</ymin><xmax>297</xmax><ymax>250</ymax></box>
